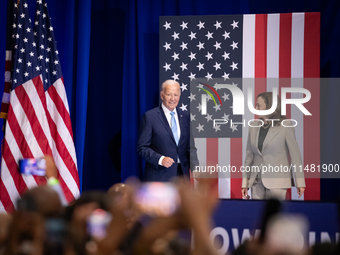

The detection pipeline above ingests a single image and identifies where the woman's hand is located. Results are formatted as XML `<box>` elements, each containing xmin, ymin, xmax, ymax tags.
<box><xmin>297</xmin><ymin>187</ymin><xmax>305</xmax><ymax>198</ymax></box>
<box><xmin>242</xmin><ymin>188</ymin><xmax>250</xmax><ymax>199</ymax></box>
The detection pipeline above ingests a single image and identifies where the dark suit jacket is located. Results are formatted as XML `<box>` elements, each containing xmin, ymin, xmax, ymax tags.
<box><xmin>137</xmin><ymin>105</ymin><xmax>199</xmax><ymax>181</ymax></box>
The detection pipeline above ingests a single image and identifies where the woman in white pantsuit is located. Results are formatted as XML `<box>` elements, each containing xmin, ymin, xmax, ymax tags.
<box><xmin>241</xmin><ymin>92</ymin><xmax>306</xmax><ymax>200</ymax></box>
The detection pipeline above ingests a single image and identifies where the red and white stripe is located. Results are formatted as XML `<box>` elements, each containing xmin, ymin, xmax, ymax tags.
<box><xmin>196</xmin><ymin>13</ymin><xmax>320</xmax><ymax>200</ymax></box>
<box><xmin>45</xmin><ymin>78</ymin><xmax>80</xmax><ymax>202</ymax></box>
<box><xmin>0</xmin><ymin>75</ymin><xmax>80</xmax><ymax>212</ymax></box>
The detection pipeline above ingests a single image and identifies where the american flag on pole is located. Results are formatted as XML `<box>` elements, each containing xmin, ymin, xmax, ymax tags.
<box><xmin>159</xmin><ymin>13</ymin><xmax>320</xmax><ymax>200</ymax></box>
<box><xmin>0</xmin><ymin>0</ymin><xmax>80</xmax><ymax>212</ymax></box>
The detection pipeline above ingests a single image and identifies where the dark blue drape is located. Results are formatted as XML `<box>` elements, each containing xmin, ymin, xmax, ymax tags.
<box><xmin>0</xmin><ymin>0</ymin><xmax>340</xmax><ymax>200</ymax></box>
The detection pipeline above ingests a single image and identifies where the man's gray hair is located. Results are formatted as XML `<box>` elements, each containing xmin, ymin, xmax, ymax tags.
<box><xmin>161</xmin><ymin>80</ymin><xmax>180</xmax><ymax>93</ymax></box>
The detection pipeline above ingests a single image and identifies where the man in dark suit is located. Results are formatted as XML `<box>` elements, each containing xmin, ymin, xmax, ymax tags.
<box><xmin>137</xmin><ymin>80</ymin><xmax>199</xmax><ymax>181</ymax></box>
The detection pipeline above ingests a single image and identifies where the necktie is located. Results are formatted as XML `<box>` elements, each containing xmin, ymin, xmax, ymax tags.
<box><xmin>170</xmin><ymin>111</ymin><xmax>179</xmax><ymax>145</ymax></box>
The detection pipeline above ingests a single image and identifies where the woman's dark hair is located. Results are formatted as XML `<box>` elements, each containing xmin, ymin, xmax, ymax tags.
<box><xmin>257</xmin><ymin>92</ymin><xmax>286</xmax><ymax>126</ymax></box>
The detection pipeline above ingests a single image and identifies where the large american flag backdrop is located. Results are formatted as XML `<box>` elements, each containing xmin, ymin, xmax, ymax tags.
<box><xmin>0</xmin><ymin>0</ymin><xmax>80</xmax><ymax>212</ymax></box>
<box><xmin>159</xmin><ymin>13</ymin><xmax>320</xmax><ymax>200</ymax></box>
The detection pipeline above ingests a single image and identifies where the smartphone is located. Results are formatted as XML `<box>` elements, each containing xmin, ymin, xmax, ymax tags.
<box><xmin>134</xmin><ymin>182</ymin><xmax>180</xmax><ymax>217</ymax></box>
<box><xmin>45</xmin><ymin>218</ymin><xmax>67</xmax><ymax>255</ymax></box>
<box><xmin>18</xmin><ymin>158</ymin><xmax>46</xmax><ymax>176</ymax></box>
<box><xmin>87</xmin><ymin>209</ymin><xmax>112</xmax><ymax>240</ymax></box>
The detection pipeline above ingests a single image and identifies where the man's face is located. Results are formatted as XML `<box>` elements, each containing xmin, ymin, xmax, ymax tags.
<box><xmin>161</xmin><ymin>83</ymin><xmax>181</xmax><ymax>112</ymax></box>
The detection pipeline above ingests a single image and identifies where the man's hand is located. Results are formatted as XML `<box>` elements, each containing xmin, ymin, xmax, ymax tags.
<box><xmin>297</xmin><ymin>187</ymin><xmax>305</xmax><ymax>198</ymax></box>
<box><xmin>161</xmin><ymin>157</ymin><xmax>175</xmax><ymax>168</ymax></box>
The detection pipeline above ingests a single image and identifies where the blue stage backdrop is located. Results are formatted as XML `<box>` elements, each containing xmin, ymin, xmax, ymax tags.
<box><xmin>212</xmin><ymin>199</ymin><xmax>338</xmax><ymax>253</ymax></box>
<box><xmin>0</xmin><ymin>0</ymin><xmax>340</xmax><ymax>200</ymax></box>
